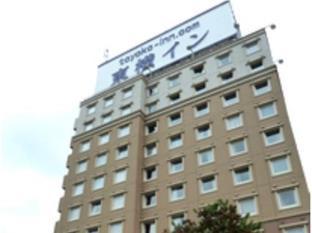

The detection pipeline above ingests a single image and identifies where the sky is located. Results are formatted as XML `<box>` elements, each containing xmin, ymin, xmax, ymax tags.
<box><xmin>0</xmin><ymin>0</ymin><xmax>311</xmax><ymax>233</ymax></box>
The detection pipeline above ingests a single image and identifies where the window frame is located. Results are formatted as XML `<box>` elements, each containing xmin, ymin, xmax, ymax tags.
<box><xmin>229</xmin><ymin>138</ymin><xmax>248</xmax><ymax>156</ymax></box>
<box><xmin>169</xmin><ymin>183</ymin><xmax>186</xmax><ymax>202</ymax></box>
<box><xmin>197</xmin><ymin>147</ymin><xmax>214</xmax><ymax>166</ymax></box>
<box><xmin>232</xmin><ymin>166</ymin><xmax>253</xmax><ymax>186</ymax></box>
<box><xmin>195</xmin><ymin>124</ymin><xmax>212</xmax><ymax>140</ymax></box>
<box><xmin>257</xmin><ymin>101</ymin><xmax>277</xmax><ymax>119</ymax></box>
<box><xmin>263</xmin><ymin>127</ymin><xmax>285</xmax><ymax>147</ymax></box>
<box><xmin>225</xmin><ymin>113</ymin><xmax>243</xmax><ymax>130</ymax></box>
<box><xmin>168</xmin><ymin>133</ymin><xmax>183</xmax><ymax>149</ymax></box>
<box><xmin>222</xmin><ymin>91</ymin><xmax>239</xmax><ymax>107</ymax></box>
<box><xmin>92</xmin><ymin>175</ymin><xmax>105</xmax><ymax>191</ymax></box>
<box><xmin>199</xmin><ymin>175</ymin><xmax>217</xmax><ymax>194</ymax></box>
<box><xmin>111</xmin><ymin>193</ymin><xmax>126</xmax><ymax>210</ymax></box>
<box><xmin>276</xmin><ymin>187</ymin><xmax>300</xmax><ymax>210</ymax></box>
<box><xmin>168</xmin><ymin>157</ymin><xmax>184</xmax><ymax>174</ymax></box>
<box><xmin>95</xmin><ymin>152</ymin><xmax>108</xmax><ymax>167</ymax></box>
<box><xmin>113</xmin><ymin>168</ymin><xmax>128</xmax><ymax>184</ymax></box>
<box><xmin>269</xmin><ymin>155</ymin><xmax>292</xmax><ymax>176</ymax></box>
<box><xmin>236</xmin><ymin>196</ymin><xmax>258</xmax><ymax>216</ymax></box>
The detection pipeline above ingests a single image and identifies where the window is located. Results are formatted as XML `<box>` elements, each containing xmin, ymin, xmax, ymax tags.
<box><xmin>258</xmin><ymin>101</ymin><xmax>277</xmax><ymax>119</ymax></box>
<box><xmin>253</xmin><ymin>79</ymin><xmax>271</xmax><ymax>96</ymax></box>
<box><xmin>84</xmin><ymin>121</ymin><xmax>94</xmax><ymax>131</ymax></box>
<box><xmin>283</xmin><ymin>226</ymin><xmax>307</xmax><ymax>233</ymax></box>
<box><xmin>92</xmin><ymin>175</ymin><xmax>105</xmax><ymax>191</ymax></box>
<box><xmin>168</xmin><ymin>92</ymin><xmax>181</xmax><ymax>104</ymax></box>
<box><xmin>89</xmin><ymin>200</ymin><xmax>102</xmax><ymax>216</ymax></box>
<box><xmin>200</xmin><ymin>175</ymin><xmax>217</xmax><ymax>194</ymax></box>
<box><xmin>145</xmin><ymin>121</ymin><xmax>158</xmax><ymax>135</ymax></box>
<box><xmin>144</xmin><ymin>166</ymin><xmax>157</xmax><ymax>181</ymax></box>
<box><xmin>196</xmin><ymin>124</ymin><xmax>212</xmax><ymax>140</ymax></box>
<box><xmin>170</xmin><ymin>213</ymin><xmax>185</xmax><ymax>232</ymax></box>
<box><xmin>120</xmin><ymin>104</ymin><xmax>132</xmax><ymax>116</ymax></box>
<box><xmin>109</xmin><ymin>222</ymin><xmax>123</xmax><ymax>233</ymax></box>
<box><xmin>225</xmin><ymin>113</ymin><xmax>243</xmax><ymax>130</ymax></box>
<box><xmin>95</xmin><ymin>152</ymin><xmax>107</xmax><ymax>167</ymax></box>
<box><xmin>245</xmin><ymin>40</ymin><xmax>260</xmax><ymax>55</ymax></box>
<box><xmin>76</xmin><ymin>160</ymin><xmax>87</xmax><ymax>173</ymax></box>
<box><xmin>72</xmin><ymin>182</ymin><xmax>84</xmax><ymax>196</ymax></box>
<box><xmin>145</xmin><ymin>142</ymin><xmax>157</xmax><ymax>157</ymax></box>
<box><xmin>192</xmin><ymin>63</ymin><xmax>204</xmax><ymax>74</ymax></box>
<box><xmin>220</xmin><ymin>70</ymin><xmax>234</xmax><ymax>83</ymax></box>
<box><xmin>122</xmin><ymin>87</ymin><xmax>133</xmax><ymax>99</ymax></box>
<box><xmin>80</xmin><ymin>140</ymin><xmax>91</xmax><ymax>153</ymax></box>
<box><xmin>143</xmin><ymin>191</ymin><xmax>157</xmax><ymax>208</ymax></box>
<box><xmin>276</xmin><ymin>187</ymin><xmax>300</xmax><ymax>209</ymax></box>
<box><xmin>197</xmin><ymin>148</ymin><xmax>214</xmax><ymax>166</ymax></box>
<box><xmin>233</xmin><ymin>166</ymin><xmax>253</xmax><ymax>185</ymax></box>
<box><xmin>193</xmin><ymin>82</ymin><xmax>206</xmax><ymax>93</ymax></box>
<box><xmin>194</xmin><ymin>102</ymin><xmax>209</xmax><ymax>117</ymax></box>
<box><xmin>169</xmin><ymin>157</ymin><xmax>184</xmax><ymax>174</ymax></box>
<box><xmin>217</xmin><ymin>53</ymin><xmax>231</xmax><ymax>67</ymax></box>
<box><xmin>116</xmin><ymin>145</ymin><xmax>128</xmax><ymax>160</ymax></box>
<box><xmin>111</xmin><ymin>193</ymin><xmax>125</xmax><ymax>210</ymax></box>
<box><xmin>146</xmin><ymin>101</ymin><xmax>158</xmax><ymax>113</ymax></box>
<box><xmin>168</xmin><ymin>112</ymin><xmax>182</xmax><ymax>126</ymax></box>
<box><xmin>263</xmin><ymin>127</ymin><xmax>284</xmax><ymax>146</ymax></box>
<box><xmin>87</xmin><ymin>104</ymin><xmax>96</xmax><ymax>115</ymax></box>
<box><xmin>87</xmin><ymin>227</ymin><xmax>99</xmax><ymax>233</ymax></box>
<box><xmin>68</xmin><ymin>206</ymin><xmax>81</xmax><ymax>221</ymax></box>
<box><xmin>114</xmin><ymin>168</ymin><xmax>127</xmax><ymax>184</ymax></box>
<box><xmin>222</xmin><ymin>91</ymin><xmax>239</xmax><ymax>107</ymax></box>
<box><xmin>169</xmin><ymin>184</ymin><xmax>185</xmax><ymax>201</ymax></box>
<box><xmin>168</xmin><ymin>75</ymin><xmax>180</xmax><ymax>88</ymax></box>
<box><xmin>147</xmin><ymin>84</ymin><xmax>158</xmax><ymax>96</ymax></box>
<box><xmin>99</xmin><ymin>132</ymin><xmax>110</xmax><ymax>145</ymax></box>
<box><xmin>249</xmin><ymin>58</ymin><xmax>264</xmax><ymax>71</ymax></box>
<box><xmin>237</xmin><ymin>196</ymin><xmax>257</xmax><ymax>216</ymax></box>
<box><xmin>229</xmin><ymin>138</ymin><xmax>248</xmax><ymax>156</ymax></box>
<box><xmin>169</xmin><ymin>134</ymin><xmax>183</xmax><ymax>149</ymax></box>
<box><xmin>269</xmin><ymin>155</ymin><xmax>292</xmax><ymax>176</ymax></box>
<box><xmin>102</xmin><ymin>113</ymin><xmax>112</xmax><ymax>124</ymax></box>
<box><xmin>142</xmin><ymin>220</ymin><xmax>156</xmax><ymax>233</ymax></box>
<box><xmin>118</xmin><ymin>124</ymin><xmax>130</xmax><ymax>138</ymax></box>
<box><xmin>104</xmin><ymin>95</ymin><xmax>114</xmax><ymax>107</ymax></box>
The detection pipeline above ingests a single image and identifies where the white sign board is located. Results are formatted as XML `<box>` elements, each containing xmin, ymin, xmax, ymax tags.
<box><xmin>96</xmin><ymin>1</ymin><xmax>239</xmax><ymax>92</ymax></box>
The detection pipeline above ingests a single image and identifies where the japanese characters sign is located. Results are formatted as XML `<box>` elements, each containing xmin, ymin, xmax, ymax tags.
<box><xmin>96</xmin><ymin>1</ymin><xmax>239</xmax><ymax>92</ymax></box>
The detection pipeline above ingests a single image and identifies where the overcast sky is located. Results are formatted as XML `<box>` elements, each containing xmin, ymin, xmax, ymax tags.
<box><xmin>0</xmin><ymin>1</ymin><xmax>311</xmax><ymax>233</ymax></box>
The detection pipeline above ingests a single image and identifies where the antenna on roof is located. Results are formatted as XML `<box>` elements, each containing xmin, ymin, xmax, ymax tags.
<box><xmin>103</xmin><ymin>49</ymin><xmax>109</xmax><ymax>62</ymax></box>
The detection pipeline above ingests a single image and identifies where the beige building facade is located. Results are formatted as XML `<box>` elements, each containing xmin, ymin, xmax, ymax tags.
<box><xmin>54</xmin><ymin>28</ymin><xmax>310</xmax><ymax>233</ymax></box>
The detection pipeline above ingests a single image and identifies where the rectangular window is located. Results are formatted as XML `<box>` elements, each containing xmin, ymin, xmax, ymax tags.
<box><xmin>87</xmin><ymin>227</ymin><xmax>99</xmax><ymax>233</ymax></box>
<box><xmin>168</xmin><ymin>75</ymin><xmax>180</xmax><ymax>88</ymax></box>
<box><xmin>145</xmin><ymin>121</ymin><xmax>158</xmax><ymax>135</ymax></box>
<box><xmin>121</xmin><ymin>104</ymin><xmax>132</xmax><ymax>116</ymax></box>
<box><xmin>147</xmin><ymin>84</ymin><xmax>158</xmax><ymax>97</ymax></box>
<box><xmin>72</xmin><ymin>182</ymin><xmax>84</xmax><ymax>196</ymax></box>
<box><xmin>233</xmin><ymin>166</ymin><xmax>253</xmax><ymax>185</ymax></box>
<box><xmin>258</xmin><ymin>101</ymin><xmax>277</xmax><ymax>119</ymax></box>
<box><xmin>197</xmin><ymin>148</ymin><xmax>214</xmax><ymax>166</ymax></box>
<box><xmin>109</xmin><ymin>222</ymin><xmax>123</xmax><ymax>233</ymax></box>
<box><xmin>169</xmin><ymin>157</ymin><xmax>184</xmax><ymax>174</ymax></box>
<box><xmin>99</xmin><ymin>132</ymin><xmax>110</xmax><ymax>145</ymax></box>
<box><xmin>95</xmin><ymin>152</ymin><xmax>107</xmax><ymax>167</ymax></box>
<box><xmin>217</xmin><ymin>53</ymin><xmax>231</xmax><ymax>67</ymax></box>
<box><xmin>111</xmin><ymin>193</ymin><xmax>125</xmax><ymax>210</ymax></box>
<box><xmin>222</xmin><ymin>91</ymin><xmax>239</xmax><ymax>107</ymax></box>
<box><xmin>169</xmin><ymin>134</ymin><xmax>183</xmax><ymax>149</ymax></box>
<box><xmin>142</xmin><ymin>191</ymin><xmax>157</xmax><ymax>208</ymax></box>
<box><xmin>114</xmin><ymin>168</ymin><xmax>127</xmax><ymax>184</ymax></box>
<box><xmin>193</xmin><ymin>82</ymin><xmax>206</xmax><ymax>93</ymax></box>
<box><xmin>229</xmin><ymin>138</ymin><xmax>248</xmax><ymax>156</ymax></box>
<box><xmin>80</xmin><ymin>140</ymin><xmax>91</xmax><ymax>153</ymax></box>
<box><xmin>220</xmin><ymin>70</ymin><xmax>234</xmax><ymax>83</ymax></box>
<box><xmin>102</xmin><ymin>113</ymin><xmax>112</xmax><ymax>124</ymax></box>
<box><xmin>245</xmin><ymin>40</ymin><xmax>260</xmax><ymax>55</ymax></box>
<box><xmin>144</xmin><ymin>166</ymin><xmax>157</xmax><ymax>181</ymax></box>
<box><xmin>283</xmin><ymin>226</ymin><xmax>307</xmax><ymax>233</ymax></box>
<box><xmin>142</xmin><ymin>220</ymin><xmax>156</xmax><ymax>233</ymax></box>
<box><xmin>168</xmin><ymin>112</ymin><xmax>182</xmax><ymax>126</ymax></box>
<box><xmin>194</xmin><ymin>102</ymin><xmax>209</xmax><ymax>117</ymax></box>
<box><xmin>84</xmin><ymin>121</ymin><xmax>94</xmax><ymax>131</ymax></box>
<box><xmin>146</xmin><ymin>102</ymin><xmax>158</xmax><ymax>113</ymax></box>
<box><xmin>170</xmin><ymin>213</ymin><xmax>185</xmax><ymax>232</ymax></box>
<box><xmin>92</xmin><ymin>175</ymin><xmax>105</xmax><ymax>191</ymax></box>
<box><xmin>225</xmin><ymin>113</ymin><xmax>243</xmax><ymax>130</ymax></box>
<box><xmin>68</xmin><ymin>206</ymin><xmax>81</xmax><ymax>221</ymax></box>
<box><xmin>276</xmin><ymin>187</ymin><xmax>300</xmax><ymax>210</ymax></box>
<box><xmin>116</xmin><ymin>145</ymin><xmax>128</xmax><ymax>160</ymax></box>
<box><xmin>253</xmin><ymin>79</ymin><xmax>271</xmax><ymax>96</ymax></box>
<box><xmin>89</xmin><ymin>200</ymin><xmax>102</xmax><ymax>216</ymax></box>
<box><xmin>192</xmin><ymin>63</ymin><xmax>204</xmax><ymax>74</ymax></box>
<box><xmin>263</xmin><ymin>127</ymin><xmax>284</xmax><ymax>146</ymax></box>
<box><xmin>122</xmin><ymin>87</ymin><xmax>133</xmax><ymax>99</ymax></box>
<box><xmin>269</xmin><ymin>155</ymin><xmax>292</xmax><ymax>176</ymax></box>
<box><xmin>76</xmin><ymin>160</ymin><xmax>87</xmax><ymax>173</ymax></box>
<box><xmin>145</xmin><ymin>142</ymin><xmax>157</xmax><ymax>157</ymax></box>
<box><xmin>118</xmin><ymin>124</ymin><xmax>130</xmax><ymax>138</ymax></box>
<box><xmin>87</xmin><ymin>104</ymin><xmax>96</xmax><ymax>115</ymax></box>
<box><xmin>196</xmin><ymin>124</ymin><xmax>212</xmax><ymax>140</ymax></box>
<box><xmin>168</xmin><ymin>92</ymin><xmax>181</xmax><ymax>104</ymax></box>
<box><xmin>169</xmin><ymin>184</ymin><xmax>185</xmax><ymax>201</ymax></box>
<box><xmin>104</xmin><ymin>95</ymin><xmax>114</xmax><ymax>107</ymax></box>
<box><xmin>200</xmin><ymin>175</ymin><xmax>217</xmax><ymax>194</ymax></box>
<box><xmin>237</xmin><ymin>196</ymin><xmax>257</xmax><ymax>216</ymax></box>
<box><xmin>249</xmin><ymin>58</ymin><xmax>264</xmax><ymax>71</ymax></box>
